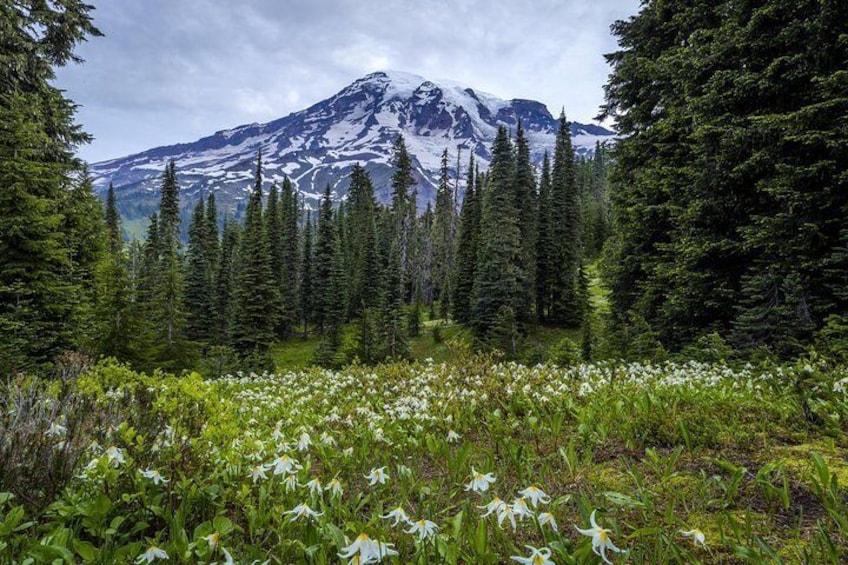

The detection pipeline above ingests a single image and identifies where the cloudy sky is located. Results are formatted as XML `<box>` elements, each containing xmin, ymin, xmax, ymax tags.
<box><xmin>56</xmin><ymin>0</ymin><xmax>641</xmax><ymax>163</ymax></box>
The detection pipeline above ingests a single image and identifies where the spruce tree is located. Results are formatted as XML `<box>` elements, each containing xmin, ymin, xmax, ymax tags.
<box><xmin>390</xmin><ymin>135</ymin><xmax>416</xmax><ymax>299</ymax></box>
<box><xmin>230</xmin><ymin>153</ymin><xmax>277</xmax><ymax>355</ymax></box>
<box><xmin>280</xmin><ymin>178</ymin><xmax>300</xmax><ymax>336</ymax></box>
<box><xmin>299</xmin><ymin>211</ymin><xmax>315</xmax><ymax>335</ymax></box>
<box><xmin>0</xmin><ymin>2</ymin><xmax>100</xmax><ymax>372</ymax></box>
<box><xmin>265</xmin><ymin>182</ymin><xmax>286</xmax><ymax>336</ymax></box>
<box><xmin>451</xmin><ymin>154</ymin><xmax>479</xmax><ymax>325</ymax></box>
<box><xmin>549</xmin><ymin>113</ymin><xmax>581</xmax><ymax>327</ymax></box>
<box><xmin>471</xmin><ymin>126</ymin><xmax>523</xmax><ymax>342</ymax></box>
<box><xmin>214</xmin><ymin>217</ymin><xmax>239</xmax><ymax>344</ymax></box>
<box><xmin>535</xmin><ymin>152</ymin><xmax>553</xmax><ymax>321</ymax></box>
<box><xmin>313</xmin><ymin>186</ymin><xmax>347</xmax><ymax>365</ymax></box>
<box><xmin>432</xmin><ymin>149</ymin><xmax>457</xmax><ymax>319</ymax></box>
<box><xmin>184</xmin><ymin>198</ymin><xmax>211</xmax><ymax>342</ymax></box>
<box><xmin>513</xmin><ymin>120</ymin><xmax>538</xmax><ymax>324</ymax></box>
<box><xmin>346</xmin><ymin>164</ymin><xmax>381</xmax><ymax>316</ymax></box>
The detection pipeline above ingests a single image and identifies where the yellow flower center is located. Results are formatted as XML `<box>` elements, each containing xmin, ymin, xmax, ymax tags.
<box><xmin>356</xmin><ymin>533</ymin><xmax>370</xmax><ymax>542</ymax></box>
<box><xmin>598</xmin><ymin>529</ymin><xmax>609</xmax><ymax>542</ymax></box>
<box><xmin>533</xmin><ymin>556</ymin><xmax>545</xmax><ymax>565</ymax></box>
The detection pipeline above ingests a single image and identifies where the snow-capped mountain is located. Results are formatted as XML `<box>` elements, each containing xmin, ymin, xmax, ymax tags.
<box><xmin>90</xmin><ymin>71</ymin><xmax>614</xmax><ymax>220</ymax></box>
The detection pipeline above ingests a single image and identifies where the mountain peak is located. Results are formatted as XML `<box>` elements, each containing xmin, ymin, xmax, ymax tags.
<box><xmin>91</xmin><ymin>71</ymin><xmax>615</xmax><ymax>231</ymax></box>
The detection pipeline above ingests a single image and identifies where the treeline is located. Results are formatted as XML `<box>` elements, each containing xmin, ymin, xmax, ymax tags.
<box><xmin>601</xmin><ymin>0</ymin><xmax>848</xmax><ymax>359</ymax></box>
<box><xmin>89</xmin><ymin>121</ymin><xmax>610</xmax><ymax>372</ymax></box>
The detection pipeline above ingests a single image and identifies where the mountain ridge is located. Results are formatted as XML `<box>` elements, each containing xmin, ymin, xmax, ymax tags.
<box><xmin>90</xmin><ymin>71</ymin><xmax>615</xmax><ymax>221</ymax></box>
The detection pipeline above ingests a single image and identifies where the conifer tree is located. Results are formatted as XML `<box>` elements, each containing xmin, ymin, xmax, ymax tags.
<box><xmin>313</xmin><ymin>186</ymin><xmax>347</xmax><ymax>365</ymax></box>
<box><xmin>432</xmin><ymin>149</ymin><xmax>457</xmax><ymax>319</ymax></box>
<box><xmin>346</xmin><ymin>164</ymin><xmax>381</xmax><ymax>316</ymax></box>
<box><xmin>471</xmin><ymin>126</ymin><xmax>523</xmax><ymax>341</ymax></box>
<box><xmin>299</xmin><ymin>210</ymin><xmax>315</xmax><ymax>335</ymax></box>
<box><xmin>535</xmin><ymin>152</ymin><xmax>553</xmax><ymax>321</ymax></box>
<box><xmin>451</xmin><ymin>154</ymin><xmax>479</xmax><ymax>324</ymax></box>
<box><xmin>0</xmin><ymin>1</ymin><xmax>100</xmax><ymax>372</ymax></box>
<box><xmin>513</xmin><ymin>120</ymin><xmax>538</xmax><ymax>324</ymax></box>
<box><xmin>184</xmin><ymin>198</ymin><xmax>211</xmax><ymax>342</ymax></box>
<box><xmin>265</xmin><ymin>182</ymin><xmax>286</xmax><ymax>336</ymax></box>
<box><xmin>230</xmin><ymin>153</ymin><xmax>277</xmax><ymax>356</ymax></box>
<box><xmin>549</xmin><ymin>113</ymin><xmax>581</xmax><ymax>327</ymax></box>
<box><xmin>390</xmin><ymin>135</ymin><xmax>416</xmax><ymax>298</ymax></box>
<box><xmin>280</xmin><ymin>178</ymin><xmax>300</xmax><ymax>336</ymax></box>
<box><xmin>214</xmin><ymin>217</ymin><xmax>239</xmax><ymax>344</ymax></box>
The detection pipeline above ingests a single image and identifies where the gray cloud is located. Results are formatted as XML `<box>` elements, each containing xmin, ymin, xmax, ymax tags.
<box><xmin>56</xmin><ymin>0</ymin><xmax>640</xmax><ymax>162</ymax></box>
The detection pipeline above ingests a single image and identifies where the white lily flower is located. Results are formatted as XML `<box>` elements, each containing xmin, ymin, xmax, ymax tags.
<box><xmin>220</xmin><ymin>547</ymin><xmax>234</xmax><ymax>565</ymax></box>
<box><xmin>282</xmin><ymin>503</ymin><xmax>323</xmax><ymax>522</ymax></box>
<box><xmin>202</xmin><ymin>531</ymin><xmax>219</xmax><ymax>549</ymax></box>
<box><xmin>136</xmin><ymin>545</ymin><xmax>169</xmax><ymax>563</ymax></box>
<box><xmin>465</xmin><ymin>467</ymin><xmax>496</xmax><ymax>493</ymax></box>
<box><xmin>328</xmin><ymin>478</ymin><xmax>344</xmax><ymax>497</ymax></box>
<box><xmin>296</xmin><ymin>432</ymin><xmax>311</xmax><ymax>451</ymax></box>
<box><xmin>512</xmin><ymin>497</ymin><xmax>534</xmax><ymax>521</ymax></box>
<box><xmin>283</xmin><ymin>474</ymin><xmax>299</xmax><ymax>492</ymax></box>
<box><xmin>479</xmin><ymin>496</ymin><xmax>507</xmax><ymax>517</ymax></box>
<box><xmin>680</xmin><ymin>528</ymin><xmax>706</xmax><ymax>548</ymax></box>
<box><xmin>320</xmin><ymin>432</ymin><xmax>336</xmax><ymax>446</ymax></box>
<box><xmin>405</xmin><ymin>519</ymin><xmax>439</xmax><ymax>541</ymax></box>
<box><xmin>45</xmin><ymin>422</ymin><xmax>67</xmax><ymax>438</ymax></box>
<box><xmin>140</xmin><ymin>469</ymin><xmax>170</xmax><ymax>485</ymax></box>
<box><xmin>538</xmin><ymin>512</ymin><xmax>558</xmax><ymax>532</ymax></box>
<box><xmin>269</xmin><ymin>454</ymin><xmax>301</xmax><ymax>476</ymax></box>
<box><xmin>305</xmin><ymin>478</ymin><xmax>323</xmax><ymax>495</ymax></box>
<box><xmin>497</xmin><ymin>504</ymin><xmax>517</xmax><ymax>531</ymax></box>
<box><xmin>446</xmin><ymin>430</ymin><xmax>461</xmax><ymax>443</ymax></box>
<box><xmin>365</xmin><ymin>466</ymin><xmax>389</xmax><ymax>485</ymax></box>
<box><xmin>105</xmin><ymin>446</ymin><xmax>125</xmax><ymax>467</ymax></box>
<box><xmin>518</xmin><ymin>486</ymin><xmax>551</xmax><ymax>507</ymax></box>
<box><xmin>511</xmin><ymin>545</ymin><xmax>555</xmax><ymax>565</ymax></box>
<box><xmin>381</xmin><ymin>505</ymin><xmax>411</xmax><ymax>526</ymax></box>
<box><xmin>337</xmin><ymin>533</ymin><xmax>398</xmax><ymax>563</ymax></box>
<box><xmin>576</xmin><ymin>510</ymin><xmax>625</xmax><ymax>564</ymax></box>
<box><xmin>249</xmin><ymin>464</ymin><xmax>268</xmax><ymax>483</ymax></box>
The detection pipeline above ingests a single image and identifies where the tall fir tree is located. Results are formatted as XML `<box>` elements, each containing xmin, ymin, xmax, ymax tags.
<box><xmin>432</xmin><ymin>149</ymin><xmax>457</xmax><ymax>319</ymax></box>
<box><xmin>214</xmin><ymin>217</ymin><xmax>239</xmax><ymax>344</ymax></box>
<box><xmin>280</xmin><ymin>178</ymin><xmax>300</xmax><ymax>336</ymax></box>
<box><xmin>0</xmin><ymin>1</ymin><xmax>100</xmax><ymax>372</ymax></box>
<box><xmin>513</xmin><ymin>120</ymin><xmax>538</xmax><ymax>324</ymax></box>
<box><xmin>184</xmin><ymin>197</ymin><xmax>211</xmax><ymax>342</ymax></box>
<box><xmin>230</xmin><ymin>152</ymin><xmax>277</xmax><ymax>355</ymax></box>
<box><xmin>535</xmin><ymin>151</ymin><xmax>553</xmax><ymax>321</ymax></box>
<box><xmin>451</xmin><ymin>154</ymin><xmax>480</xmax><ymax>325</ymax></box>
<box><xmin>345</xmin><ymin>164</ymin><xmax>382</xmax><ymax>317</ymax></box>
<box><xmin>313</xmin><ymin>185</ymin><xmax>347</xmax><ymax>365</ymax></box>
<box><xmin>549</xmin><ymin>113</ymin><xmax>582</xmax><ymax>327</ymax></box>
<box><xmin>265</xmin><ymin>182</ymin><xmax>286</xmax><ymax>336</ymax></box>
<box><xmin>299</xmin><ymin>210</ymin><xmax>315</xmax><ymax>335</ymax></box>
<box><xmin>471</xmin><ymin>126</ymin><xmax>523</xmax><ymax>342</ymax></box>
<box><xmin>390</xmin><ymin>135</ymin><xmax>416</xmax><ymax>300</ymax></box>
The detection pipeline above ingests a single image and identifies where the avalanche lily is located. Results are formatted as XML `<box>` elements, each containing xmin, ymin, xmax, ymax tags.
<box><xmin>680</xmin><ymin>528</ymin><xmax>706</xmax><ymax>548</ymax></box>
<box><xmin>381</xmin><ymin>505</ymin><xmax>411</xmax><ymax>526</ymax></box>
<box><xmin>518</xmin><ymin>486</ymin><xmax>551</xmax><ymax>507</ymax></box>
<box><xmin>105</xmin><ymin>446</ymin><xmax>125</xmax><ymax>467</ymax></box>
<box><xmin>249</xmin><ymin>464</ymin><xmax>268</xmax><ymax>483</ymax></box>
<box><xmin>465</xmin><ymin>467</ymin><xmax>496</xmax><ymax>493</ymax></box>
<box><xmin>511</xmin><ymin>545</ymin><xmax>556</xmax><ymax>565</ymax></box>
<box><xmin>337</xmin><ymin>533</ymin><xmax>398</xmax><ymax>563</ymax></box>
<box><xmin>282</xmin><ymin>503</ymin><xmax>323</xmax><ymax>522</ymax></box>
<box><xmin>479</xmin><ymin>496</ymin><xmax>507</xmax><ymax>517</ymax></box>
<box><xmin>576</xmin><ymin>510</ymin><xmax>625</xmax><ymax>565</ymax></box>
<box><xmin>406</xmin><ymin>519</ymin><xmax>439</xmax><ymax>541</ymax></box>
<box><xmin>365</xmin><ymin>466</ymin><xmax>389</xmax><ymax>485</ymax></box>
<box><xmin>538</xmin><ymin>512</ymin><xmax>558</xmax><ymax>532</ymax></box>
<box><xmin>136</xmin><ymin>545</ymin><xmax>169</xmax><ymax>563</ymax></box>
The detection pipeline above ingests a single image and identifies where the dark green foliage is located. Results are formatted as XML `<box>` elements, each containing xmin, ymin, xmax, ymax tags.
<box><xmin>299</xmin><ymin>211</ymin><xmax>314</xmax><ymax>335</ymax></box>
<box><xmin>451</xmin><ymin>154</ymin><xmax>480</xmax><ymax>325</ymax></box>
<box><xmin>0</xmin><ymin>1</ymin><xmax>100</xmax><ymax>372</ymax></box>
<box><xmin>549</xmin><ymin>113</ymin><xmax>582</xmax><ymax>327</ymax></box>
<box><xmin>184</xmin><ymin>197</ymin><xmax>212</xmax><ymax>342</ymax></box>
<box><xmin>345</xmin><ymin>165</ymin><xmax>381</xmax><ymax>316</ymax></box>
<box><xmin>229</xmin><ymin>153</ymin><xmax>277</xmax><ymax>356</ymax></box>
<box><xmin>390</xmin><ymin>135</ymin><xmax>416</xmax><ymax>299</ymax></box>
<box><xmin>265</xmin><ymin>182</ymin><xmax>285</xmax><ymax>336</ymax></box>
<box><xmin>432</xmin><ymin>149</ymin><xmax>456</xmax><ymax>318</ymax></box>
<box><xmin>95</xmin><ymin>186</ymin><xmax>138</xmax><ymax>362</ymax></box>
<box><xmin>471</xmin><ymin>126</ymin><xmax>523</xmax><ymax>340</ymax></box>
<box><xmin>535</xmin><ymin>152</ymin><xmax>553</xmax><ymax>321</ymax></box>
<box><xmin>312</xmin><ymin>186</ymin><xmax>348</xmax><ymax>366</ymax></box>
<box><xmin>214</xmin><ymin>217</ymin><xmax>239</xmax><ymax>344</ymax></box>
<box><xmin>602</xmin><ymin>0</ymin><xmax>848</xmax><ymax>357</ymax></box>
<box><xmin>280</xmin><ymin>178</ymin><xmax>299</xmax><ymax>336</ymax></box>
<box><xmin>513</xmin><ymin>121</ymin><xmax>538</xmax><ymax>324</ymax></box>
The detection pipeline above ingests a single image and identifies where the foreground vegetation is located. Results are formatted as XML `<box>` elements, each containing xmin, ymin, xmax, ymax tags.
<box><xmin>2</xmin><ymin>354</ymin><xmax>846</xmax><ymax>563</ymax></box>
